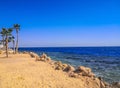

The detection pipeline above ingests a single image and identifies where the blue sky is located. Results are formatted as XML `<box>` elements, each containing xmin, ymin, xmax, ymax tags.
<box><xmin>0</xmin><ymin>0</ymin><xmax>120</xmax><ymax>47</ymax></box>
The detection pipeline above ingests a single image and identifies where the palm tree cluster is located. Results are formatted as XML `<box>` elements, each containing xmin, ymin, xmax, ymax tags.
<box><xmin>0</xmin><ymin>24</ymin><xmax>20</xmax><ymax>57</ymax></box>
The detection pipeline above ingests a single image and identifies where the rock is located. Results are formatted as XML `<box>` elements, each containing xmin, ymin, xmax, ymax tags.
<box><xmin>64</xmin><ymin>65</ymin><xmax>75</xmax><ymax>72</ymax></box>
<box><xmin>69</xmin><ymin>72</ymin><xmax>78</xmax><ymax>78</ymax></box>
<box><xmin>111</xmin><ymin>82</ymin><xmax>120</xmax><ymax>88</ymax></box>
<box><xmin>100</xmin><ymin>81</ymin><xmax>106</xmax><ymax>88</ymax></box>
<box><xmin>29</xmin><ymin>52</ymin><xmax>40</xmax><ymax>61</ymax></box>
<box><xmin>35</xmin><ymin>56</ymin><xmax>41</xmax><ymax>61</ymax></box>
<box><xmin>103</xmin><ymin>82</ymin><xmax>109</xmax><ymax>87</ymax></box>
<box><xmin>77</xmin><ymin>66</ymin><xmax>91</xmax><ymax>73</ymax></box>
<box><xmin>46</xmin><ymin>57</ymin><xmax>51</xmax><ymax>61</ymax></box>
<box><xmin>62</xmin><ymin>64</ymin><xmax>68</xmax><ymax>70</ymax></box>
<box><xmin>98</xmin><ymin>77</ymin><xmax>102</xmax><ymax>80</ymax></box>
<box><xmin>54</xmin><ymin>61</ymin><xmax>63</xmax><ymax>70</ymax></box>
<box><xmin>94</xmin><ymin>78</ymin><xmax>100</xmax><ymax>86</ymax></box>
<box><xmin>97</xmin><ymin>76</ymin><xmax>109</xmax><ymax>88</ymax></box>
<box><xmin>29</xmin><ymin>52</ymin><xmax>35</xmax><ymax>57</ymax></box>
<box><xmin>54</xmin><ymin>61</ymin><xmax>73</xmax><ymax>71</ymax></box>
<box><xmin>41</xmin><ymin>53</ymin><xmax>48</xmax><ymax>59</ymax></box>
<box><xmin>54</xmin><ymin>61</ymin><xmax>62</xmax><ymax>66</ymax></box>
<box><xmin>40</xmin><ymin>58</ymin><xmax>45</xmax><ymax>61</ymax></box>
<box><xmin>74</xmin><ymin>66</ymin><xmax>95</xmax><ymax>77</ymax></box>
<box><xmin>94</xmin><ymin>77</ymin><xmax>107</xmax><ymax>88</ymax></box>
<box><xmin>54</xmin><ymin>61</ymin><xmax>62</xmax><ymax>65</ymax></box>
<box><xmin>55</xmin><ymin>66</ymin><xmax>63</xmax><ymax>70</ymax></box>
<box><xmin>63</xmin><ymin>63</ymin><xmax>68</xmax><ymax>67</ymax></box>
<box><xmin>38</xmin><ymin>53</ymin><xmax>52</xmax><ymax>62</ymax></box>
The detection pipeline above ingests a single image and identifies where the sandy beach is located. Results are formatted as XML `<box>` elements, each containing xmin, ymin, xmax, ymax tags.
<box><xmin>0</xmin><ymin>53</ymin><xmax>107</xmax><ymax>88</ymax></box>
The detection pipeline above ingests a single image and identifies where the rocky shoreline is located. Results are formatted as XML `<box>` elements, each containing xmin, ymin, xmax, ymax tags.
<box><xmin>23</xmin><ymin>51</ymin><xmax>120</xmax><ymax>88</ymax></box>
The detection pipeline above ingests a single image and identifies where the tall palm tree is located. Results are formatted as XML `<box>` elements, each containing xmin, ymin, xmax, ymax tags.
<box><xmin>1</xmin><ymin>28</ymin><xmax>13</xmax><ymax>57</ymax></box>
<box><xmin>13</xmin><ymin>24</ymin><xmax>20</xmax><ymax>53</ymax></box>
<box><xmin>0</xmin><ymin>28</ymin><xmax>6</xmax><ymax>46</ymax></box>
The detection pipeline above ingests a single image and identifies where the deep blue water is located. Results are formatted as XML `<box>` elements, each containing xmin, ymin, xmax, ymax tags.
<box><xmin>19</xmin><ymin>47</ymin><xmax>120</xmax><ymax>83</ymax></box>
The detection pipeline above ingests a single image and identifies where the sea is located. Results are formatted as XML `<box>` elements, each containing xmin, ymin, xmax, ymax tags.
<box><xmin>19</xmin><ymin>47</ymin><xmax>120</xmax><ymax>83</ymax></box>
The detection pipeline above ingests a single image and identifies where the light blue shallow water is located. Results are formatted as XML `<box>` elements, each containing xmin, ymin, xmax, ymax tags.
<box><xmin>19</xmin><ymin>47</ymin><xmax>120</xmax><ymax>83</ymax></box>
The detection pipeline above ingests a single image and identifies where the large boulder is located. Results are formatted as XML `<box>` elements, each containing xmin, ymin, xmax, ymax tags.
<box><xmin>41</xmin><ymin>53</ymin><xmax>48</xmax><ymax>59</ymax></box>
<box><xmin>69</xmin><ymin>72</ymin><xmax>79</xmax><ymax>78</ymax></box>
<box><xmin>94</xmin><ymin>78</ymin><xmax>106</xmax><ymax>88</ymax></box>
<box><xmin>46</xmin><ymin>57</ymin><xmax>51</xmax><ymax>62</ymax></box>
<box><xmin>54</xmin><ymin>61</ymin><xmax>63</xmax><ymax>70</ymax></box>
<box><xmin>64</xmin><ymin>65</ymin><xmax>75</xmax><ymax>72</ymax></box>
<box><xmin>54</xmin><ymin>61</ymin><xmax>75</xmax><ymax>72</ymax></box>
<box><xmin>75</xmin><ymin>66</ymin><xmax>91</xmax><ymax>73</ymax></box>
<box><xmin>39</xmin><ymin>53</ymin><xmax>51</xmax><ymax>62</ymax></box>
<box><xmin>29</xmin><ymin>52</ymin><xmax>40</xmax><ymax>61</ymax></box>
<box><xmin>74</xmin><ymin>66</ymin><xmax>95</xmax><ymax>77</ymax></box>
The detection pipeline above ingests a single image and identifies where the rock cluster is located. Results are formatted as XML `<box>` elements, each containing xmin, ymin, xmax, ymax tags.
<box><xmin>52</xmin><ymin>61</ymin><xmax>96</xmax><ymax>79</ymax></box>
<box><xmin>53</xmin><ymin>61</ymin><xmax>75</xmax><ymax>72</ymax></box>
<box><xmin>52</xmin><ymin>61</ymin><xmax>95</xmax><ymax>77</ymax></box>
<box><xmin>29</xmin><ymin>52</ymin><xmax>99</xmax><ymax>78</ymax></box>
<box><xmin>39</xmin><ymin>53</ymin><xmax>51</xmax><ymax>62</ymax></box>
<box><xmin>74</xmin><ymin>66</ymin><xmax>95</xmax><ymax>77</ymax></box>
<box><xmin>29</xmin><ymin>52</ymin><xmax>40</xmax><ymax>60</ymax></box>
<box><xmin>29</xmin><ymin>52</ymin><xmax>51</xmax><ymax>62</ymax></box>
<box><xmin>27</xmin><ymin>52</ymin><xmax>120</xmax><ymax>88</ymax></box>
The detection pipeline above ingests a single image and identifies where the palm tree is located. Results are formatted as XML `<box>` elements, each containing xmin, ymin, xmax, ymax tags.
<box><xmin>13</xmin><ymin>24</ymin><xmax>20</xmax><ymax>54</ymax></box>
<box><xmin>1</xmin><ymin>28</ymin><xmax>13</xmax><ymax>57</ymax></box>
<box><xmin>8</xmin><ymin>36</ymin><xmax>15</xmax><ymax>54</ymax></box>
<box><xmin>0</xmin><ymin>28</ymin><xmax>6</xmax><ymax>46</ymax></box>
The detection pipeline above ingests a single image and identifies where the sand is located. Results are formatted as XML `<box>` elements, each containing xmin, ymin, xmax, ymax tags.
<box><xmin>0</xmin><ymin>53</ymin><xmax>103</xmax><ymax>88</ymax></box>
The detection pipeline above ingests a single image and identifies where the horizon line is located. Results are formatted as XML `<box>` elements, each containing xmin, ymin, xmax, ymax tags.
<box><xmin>18</xmin><ymin>46</ymin><xmax>120</xmax><ymax>48</ymax></box>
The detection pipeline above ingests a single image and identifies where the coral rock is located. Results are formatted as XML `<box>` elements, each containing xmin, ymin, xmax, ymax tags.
<box><xmin>64</xmin><ymin>65</ymin><xmax>75</xmax><ymax>72</ymax></box>
<box><xmin>75</xmin><ymin>66</ymin><xmax>95</xmax><ymax>78</ymax></box>
<box><xmin>46</xmin><ymin>57</ymin><xmax>51</xmax><ymax>61</ymax></box>
<box><xmin>41</xmin><ymin>53</ymin><xmax>48</xmax><ymax>59</ymax></box>
<box><xmin>29</xmin><ymin>52</ymin><xmax>40</xmax><ymax>61</ymax></box>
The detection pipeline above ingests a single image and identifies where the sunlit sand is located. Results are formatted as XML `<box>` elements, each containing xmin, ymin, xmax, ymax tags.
<box><xmin>0</xmin><ymin>53</ymin><xmax>104</xmax><ymax>88</ymax></box>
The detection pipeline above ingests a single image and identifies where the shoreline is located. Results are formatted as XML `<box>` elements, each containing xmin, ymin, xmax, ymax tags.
<box><xmin>18</xmin><ymin>47</ymin><xmax>120</xmax><ymax>83</ymax></box>
<box><xmin>0</xmin><ymin>52</ymin><xmax>119</xmax><ymax>88</ymax></box>
<box><xmin>26</xmin><ymin>51</ymin><xmax>120</xmax><ymax>88</ymax></box>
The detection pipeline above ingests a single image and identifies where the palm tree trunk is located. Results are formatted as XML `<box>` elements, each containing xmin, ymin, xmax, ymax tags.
<box><xmin>2</xmin><ymin>36</ymin><xmax>5</xmax><ymax>46</ymax></box>
<box><xmin>5</xmin><ymin>36</ymin><xmax>8</xmax><ymax>57</ymax></box>
<box><xmin>2</xmin><ymin>36</ymin><xmax>4</xmax><ymax>45</ymax></box>
<box><xmin>13</xmin><ymin>41</ymin><xmax>15</xmax><ymax>54</ymax></box>
<box><xmin>15</xmin><ymin>31</ymin><xmax>18</xmax><ymax>53</ymax></box>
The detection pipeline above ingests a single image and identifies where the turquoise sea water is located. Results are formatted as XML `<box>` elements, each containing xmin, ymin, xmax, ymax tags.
<box><xmin>19</xmin><ymin>47</ymin><xmax>120</xmax><ymax>83</ymax></box>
